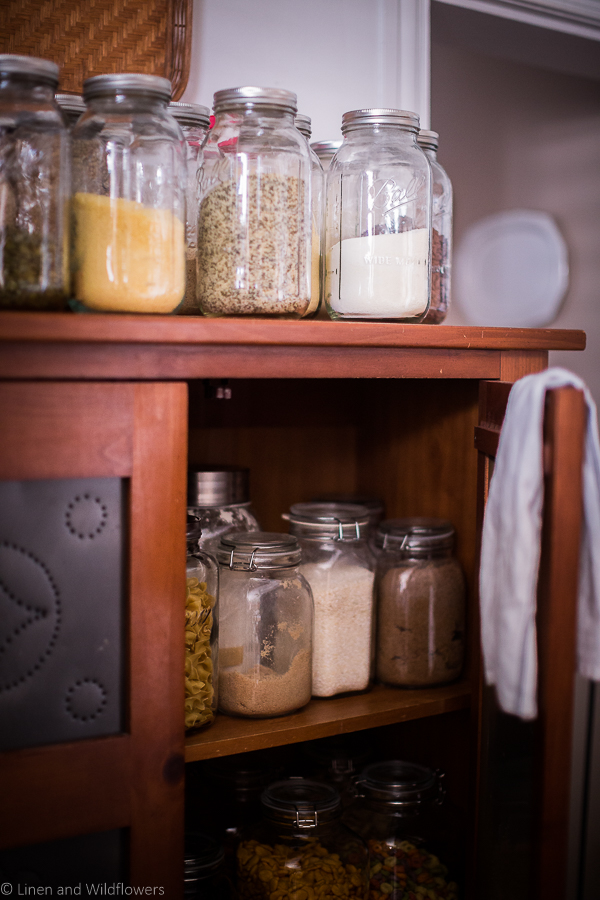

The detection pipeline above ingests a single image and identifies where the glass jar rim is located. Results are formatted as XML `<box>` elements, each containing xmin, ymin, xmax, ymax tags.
<box><xmin>0</xmin><ymin>54</ymin><xmax>58</xmax><ymax>87</ymax></box>
<box><xmin>217</xmin><ymin>531</ymin><xmax>301</xmax><ymax>569</ymax></box>
<box><xmin>341</xmin><ymin>108</ymin><xmax>420</xmax><ymax>134</ymax></box>
<box><xmin>83</xmin><ymin>73</ymin><xmax>172</xmax><ymax>102</ymax></box>
<box><xmin>169</xmin><ymin>100</ymin><xmax>210</xmax><ymax>129</ymax></box>
<box><xmin>295</xmin><ymin>113</ymin><xmax>312</xmax><ymax>138</ymax></box>
<box><xmin>356</xmin><ymin>761</ymin><xmax>441</xmax><ymax>806</ymax></box>
<box><xmin>375</xmin><ymin>517</ymin><xmax>455</xmax><ymax>552</ymax></box>
<box><xmin>417</xmin><ymin>129</ymin><xmax>439</xmax><ymax>152</ymax></box>
<box><xmin>213</xmin><ymin>85</ymin><xmax>297</xmax><ymax>115</ymax></box>
<box><xmin>261</xmin><ymin>778</ymin><xmax>341</xmax><ymax>825</ymax></box>
<box><xmin>284</xmin><ymin>502</ymin><xmax>370</xmax><ymax>541</ymax></box>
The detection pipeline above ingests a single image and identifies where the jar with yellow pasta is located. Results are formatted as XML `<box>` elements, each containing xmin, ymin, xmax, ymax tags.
<box><xmin>186</xmin><ymin>518</ymin><xmax>219</xmax><ymax>732</ymax></box>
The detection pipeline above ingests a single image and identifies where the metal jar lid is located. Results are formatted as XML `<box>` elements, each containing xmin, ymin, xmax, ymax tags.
<box><xmin>310</xmin><ymin>139</ymin><xmax>342</xmax><ymax>159</ymax></box>
<box><xmin>356</xmin><ymin>761</ymin><xmax>441</xmax><ymax>807</ymax></box>
<box><xmin>284</xmin><ymin>502</ymin><xmax>370</xmax><ymax>541</ymax></box>
<box><xmin>311</xmin><ymin>493</ymin><xmax>384</xmax><ymax>526</ymax></box>
<box><xmin>55</xmin><ymin>93</ymin><xmax>85</xmax><ymax>116</ymax></box>
<box><xmin>417</xmin><ymin>129</ymin><xmax>439</xmax><ymax>152</ymax></box>
<box><xmin>169</xmin><ymin>100</ymin><xmax>210</xmax><ymax>129</ymax></box>
<box><xmin>213</xmin><ymin>86</ymin><xmax>297</xmax><ymax>115</ymax></box>
<box><xmin>187</xmin><ymin>466</ymin><xmax>250</xmax><ymax>508</ymax></box>
<box><xmin>83</xmin><ymin>73</ymin><xmax>172</xmax><ymax>102</ymax></box>
<box><xmin>375</xmin><ymin>517</ymin><xmax>455</xmax><ymax>553</ymax></box>
<box><xmin>0</xmin><ymin>55</ymin><xmax>59</xmax><ymax>86</ymax></box>
<box><xmin>261</xmin><ymin>778</ymin><xmax>341</xmax><ymax>827</ymax></box>
<box><xmin>341</xmin><ymin>108</ymin><xmax>420</xmax><ymax>134</ymax></box>
<box><xmin>217</xmin><ymin>532</ymin><xmax>301</xmax><ymax>570</ymax></box>
<box><xmin>295</xmin><ymin>113</ymin><xmax>311</xmax><ymax>138</ymax></box>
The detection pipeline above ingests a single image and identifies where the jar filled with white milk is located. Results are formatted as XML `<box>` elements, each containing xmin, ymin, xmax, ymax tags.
<box><xmin>324</xmin><ymin>109</ymin><xmax>431</xmax><ymax>321</ymax></box>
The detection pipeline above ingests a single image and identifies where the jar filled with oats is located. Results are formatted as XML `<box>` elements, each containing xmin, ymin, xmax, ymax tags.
<box><xmin>197</xmin><ymin>86</ymin><xmax>312</xmax><ymax>318</ymax></box>
<box><xmin>417</xmin><ymin>130</ymin><xmax>453</xmax><ymax>324</ymax></box>
<box><xmin>236</xmin><ymin>779</ymin><xmax>369</xmax><ymax>900</ymax></box>
<box><xmin>186</xmin><ymin>517</ymin><xmax>219</xmax><ymax>732</ymax></box>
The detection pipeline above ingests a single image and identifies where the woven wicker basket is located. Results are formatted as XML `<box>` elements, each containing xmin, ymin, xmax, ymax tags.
<box><xmin>0</xmin><ymin>0</ymin><xmax>192</xmax><ymax>100</ymax></box>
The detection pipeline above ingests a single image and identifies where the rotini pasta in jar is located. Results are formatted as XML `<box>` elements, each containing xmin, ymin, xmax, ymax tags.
<box><xmin>186</xmin><ymin>517</ymin><xmax>219</xmax><ymax>732</ymax></box>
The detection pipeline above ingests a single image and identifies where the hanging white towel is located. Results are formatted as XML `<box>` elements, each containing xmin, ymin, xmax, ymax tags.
<box><xmin>480</xmin><ymin>367</ymin><xmax>600</xmax><ymax>720</ymax></box>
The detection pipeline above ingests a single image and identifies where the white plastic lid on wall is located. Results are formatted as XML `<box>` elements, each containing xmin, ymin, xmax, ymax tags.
<box><xmin>454</xmin><ymin>209</ymin><xmax>569</xmax><ymax>328</ymax></box>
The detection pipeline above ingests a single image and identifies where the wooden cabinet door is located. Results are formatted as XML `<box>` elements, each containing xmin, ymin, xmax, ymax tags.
<box><xmin>0</xmin><ymin>381</ymin><xmax>187</xmax><ymax>896</ymax></box>
<box><xmin>473</xmin><ymin>381</ymin><xmax>586</xmax><ymax>900</ymax></box>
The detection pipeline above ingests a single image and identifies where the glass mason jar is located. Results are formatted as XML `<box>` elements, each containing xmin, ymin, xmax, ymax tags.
<box><xmin>55</xmin><ymin>93</ymin><xmax>85</xmax><ymax>128</ymax></box>
<box><xmin>237</xmin><ymin>779</ymin><xmax>369</xmax><ymax>900</ymax></box>
<box><xmin>344</xmin><ymin>761</ymin><xmax>461</xmax><ymax>900</ymax></box>
<box><xmin>310</xmin><ymin>139</ymin><xmax>342</xmax><ymax>173</ymax></box>
<box><xmin>71</xmin><ymin>73</ymin><xmax>186</xmax><ymax>314</ymax></box>
<box><xmin>187</xmin><ymin>466</ymin><xmax>260</xmax><ymax>557</ymax></box>
<box><xmin>216</xmin><ymin>532</ymin><xmax>313</xmax><ymax>717</ymax></box>
<box><xmin>417</xmin><ymin>130</ymin><xmax>453</xmax><ymax>324</ymax></box>
<box><xmin>296</xmin><ymin>113</ymin><xmax>324</xmax><ymax>317</ymax></box>
<box><xmin>374</xmin><ymin>518</ymin><xmax>465</xmax><ymax>688</ymax></box>
<box><xmin>169</xmin><ymin>101</ymin><xmax>210</xmax><ymax>314</ymax></box>
<box><xmin>185</xmin><ymin>517</ymin><xmax>219</xmax><ymax>732</ymax></box>
<box><xmin>284</xmin><ymin>502</ymin><xmax>375</xmax><ymax>698</ymax></box>
<box><xmin>184</xmin><ymin>832</ymin><xmax>235</xmax><ymax>899</ymax></box>
<box><xmin>197</xmin><ymin>86</ymin><xmax>312</xmax><ymax>318</ymax></box>
<box><xmin>0</xmin><ymin>55</ymin><xmax>70</xmax><ymax>310</ymax></box>
<box><xmin>325</xmin><ymin>108</ymin><xmax>431</xmax><ymax>321</ymax></box>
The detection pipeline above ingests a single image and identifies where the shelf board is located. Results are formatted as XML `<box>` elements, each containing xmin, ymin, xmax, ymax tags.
<box><xmin>184</xmin><ymin>680</ymin><xmax>471</xmax><ymax>762</ymax></box>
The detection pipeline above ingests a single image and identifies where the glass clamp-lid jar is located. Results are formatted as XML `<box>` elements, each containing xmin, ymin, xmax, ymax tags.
<box><xmin>184</xmin><ymin>832</ymin><xmax>235</xmax><ymax>899</ymax></box>
<box><xmin>71</xmin><ymin>73</ymin><xmax>186</xmax><ymax>314</ymax></box>
<box><xmin>0</xmin><ymin>55</ymin><xmax>70</xmax><ymax>310</ymax></box>
<box><xmin>216</xmin><ymin>532</ymin><xmax>313</xmax><ymax>718</ymax></box>
<box><xmin>375</xmin><ymin>518</ymin><xmax>465</xmax><ymax>687</ymax></box>
<box><xmin>417</xmin><ymin>130</ymin><xmax>453</xmax><ymax>324</ymax></box>
<box><xmin>325</xmin><ymin>108</ymin><xmax>431</xmax><ymax>321</ymax></box>
<box><xmin>284</xmin><ymin>502</ymin><xmax>375</xmax><ymax>698</ymax></box>
<box><xmin>197</xmin><ymin>86</ymin><xmax>313</xmax><ymax>318</ymax></box>
<box><xmin>187</xmin><ymin>466</ymin><xmax>260</xmax><ymax>556</ymax></box>
<box><xmin>185</xmin><ymin>516</ymin><xmax>219</xmax><ymax>732</ymax></box>
<box><xmin>236</xmin><ymin>778</ymin><xmax>369</xmax><ymax>900</ymax></box>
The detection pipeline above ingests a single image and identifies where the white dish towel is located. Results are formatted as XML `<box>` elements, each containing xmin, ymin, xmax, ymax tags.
<box><xmin>480</xmin><ymin>367</ymin><xmax>600</xmax><ymax>720</ymax></box>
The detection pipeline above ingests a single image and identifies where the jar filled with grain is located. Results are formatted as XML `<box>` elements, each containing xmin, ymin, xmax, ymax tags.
<box><xmin>417</xmin><ymin>130</ymin><xmax>453</xmax><ymax>324</ymax></box>
<box><xmin>71</xmin><ymin>74</ymin><xmax>186</xmax><ymax>313</ymax></box>
<box><xmin>197</xmin><ymin>86</ymin><xmax>312</xmax><ymax>318</ymax></box>
<box><xmin>186</xmin><ymin>517</ymin><xmax>219</xmax><ymax>732</ymax></box>
<box><xmin>296</xmin><ymin>113</ymin><xmax>324</xmax><ymax>316</ymax></box>
<box><xmin>237</xmin><ymin>779</ymin><xmax>369</xmax><ymax>900</ymax></box>
<box><xmin>284</xmin><ymin>502</ymin><xmax>375</xmax><ymax>698</ymax></box>
<box><xmin>187</xmin><ymin>466</ymin><xmax>260</xmax><ymax>557</ymax></box>
<box><xmin>375</xmin><ymin>518</ymin><xmax>465</xmax><ymax>687</ymax></box>
<box><xmin>0</xmin><ymin>55</ymin><xmax>70</xmax><ymax>310</ymax></box>
<box><xmin>325</xmin><ymin>108</ymin><xmax>431</xmax><ymax>321</ymax></box>
<box><xmin>216</xmin><ymin>533</ymin><xmax>313</xmax><ymax>718</ymax></box>
<box><xmin>169</xmin><ymin>101</ymin><xmax>210</xmax><ymax>314</ymax></box>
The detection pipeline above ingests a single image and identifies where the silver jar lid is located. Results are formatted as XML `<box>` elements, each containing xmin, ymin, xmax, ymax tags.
<box><xmin>213</xmin><ymin>86</ymin><xmax>297</xmax><ymax>115</ymax></box>
<box><xmin>356</xmin><ymin>761</ymin><xmax>441</xmax><ymax>807</ymax></box>
<box><xmin>295</xmin><ymin>113</ymin><xmax>311</xmax><ymax>138</ymax></box>
<box><xmin>284</xmin><ymin>502</ymin><xmax>370</xmax><ymax>541</ymax></box>
<box><xmin>311</xmin><ymin>493</ymin><xmax>384</xmax><ymax>525</ymax></box>
<box><xmin>55</xmin><ymin>93</ymin><xmax>85</xmax><ymax>116</ymax></box>
<box><xmin>83</xmin><ymin>73</ymin><xmax>172</xmax><ymax>102</ymax></box>
<box><xmin>417</xmin><ymin>129</ymin><xmax>439</xmax><ymax>152</ymax></box>
<box><xmin>375</xmin><ymin>517</ymin><xmax>455</xmax><ymax>552</ymax></box>
<box><xmin>187</xmin><ymin>467</ymin><xmax>250</xmax><ymax>507</ymax></box>
<box><xmin>217</xmin><ymin>532</ymin><xmax>301</xmax><ymax>570</ymax></box>
<box><xmin>261</xmin><ymin>779</ymin><xmax>341</xmax><ymax>827</ymax></box>
<box><xmin>169</xmin><ymin>100</ymin><xmax>210</xmax><ymax>129</ymax></box>
<box><xmin>310</xmin><ymin>139</ymin><xmax>342</xmax><ymax>158</ymax></box>
<box><xmin>341</xmin><ymin>108</ymin><xmax>420</xmax><ymax>134</ymax></box>
<box><xmin>0</xmin><ymin>55</ymin><xmax>59</xmax><ymax>86</ymax></box>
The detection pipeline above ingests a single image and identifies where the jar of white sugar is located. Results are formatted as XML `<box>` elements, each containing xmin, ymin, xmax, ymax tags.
<box><xmin>324</xmin><ymin>108</ymin><xmax>431</xmax><ymax>321</ymax></box>
<box><xmin>284</xmin><ymin>502</ymin><xmax>375</xmax><ymax>698</ymax></box>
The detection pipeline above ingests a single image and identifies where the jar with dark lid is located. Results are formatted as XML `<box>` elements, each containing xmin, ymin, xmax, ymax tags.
<box><xmin>375</xmin><ymin>518</ymin><xmax>465</xmax><ymax>687</ymax></box>
<box><xmin>216</xmin><ymin>532</ymin><xmax>312</xmax><ymax>717</ymax></box>
<box><xmin>296</xmin><ymin>113</ymin><xmax>324</xmax><ymax>317</ymax></box>
<box><xmin>237</xmin><ymin>779</ymin><xmax>369</xmax><ymax>899</ymax></box>
<box><xmin>185</xmin><ymin>516</ymin><xmax>219</xmax><ymax>732</ymax></box>
<box><xmin>0</xmin><ymin>55</ymin><xmax>70</xmax><ymax>310</ymax></box>
<box><xmin>325</xmin><ymin>108</ymin><xmax>431</xmax><ymax>321</ymax></box>
<box><xmin>71</xmin><ymin>73</ymin><xmax>186</xmax><ymax>313</ymax></box>
<box><xmin>169</xmin><ymin>101</ymin><xmax>210</xmax><ymax>314</ymax></box>
<box><xmin>187</xmin><ymin>466</ymin><xmax>260</xmax><ymax>556</ymax></box>
<box><xmin>284</xmin><ymin>502</ymin><xmax>375</xmax><ymax>698</ymax></box>
<box><xmin>55</xmin><ymin>93</ymin><xmax>85</xmax><ymax>128</ymax></box>
<box><xmin>184</xmin><ymin>832</ymin><xmax>234</xmax><ymax>899</ymax></box>
<box><xmin>197</xmin><ymin>86</ymin><xmax>312</xmax><ymax>318</ymax></box>
<box><xmin>310</xmin><ymin>139</ymin><xmax>342</xmax><ymax>172</ymax></box>
<box><xmin>344</xmin><ymin>761</ymin><xmax>460</xmax><ymax>900</ymax></box>
<box><xmin>417</xmin><ymin>130</ymin><xmax>453</xmax><ymax>324</ymax></box>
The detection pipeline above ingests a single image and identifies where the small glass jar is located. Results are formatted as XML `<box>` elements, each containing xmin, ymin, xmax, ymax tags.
<box><xmin>325</xmin><ymin>108</ymin><xmax>431</xmax><ymax>321</ymax></box>
<box><xmin>187</xmin><ymin>466</ymin><xmax>260</xmax><ymax>557</ymax></box>
<box><xmin>197</xmin><ymin>86</ymin><xmax>312</xmax><ymax>318</ymax></box>
<box><xmin>284</xmin><ymin>502</ymin><xmax>375</xmax><ymax>698</ymax></box>
<box><xmin>184</xmin><ymin>833</ymin><xmax>235</xmax><ymax>899</ymax></box>
<box><xmin>0</xmin><ymin>55</ymin><xmax>70</xmax><ymax>310</ymax></box>
<box><xmin>375</xmin><ymin>518</ymin><xmax>465</xmax><ymax>687</ymax></box>
<box><xmin>296</xmin><ymin>113</ymin><xmax>324</xmax><ymax>317</ymax></box>
<box><xmin>417</xmin><ymin>130</ymin><xmax>453</xmax><ymax>324</ymax></box>
<box><xmin>344</xmin><ymin>761</ymin><xmax>460</xmax><ymax>899</ymax></box>
<box><xmin>71</xmin><ymin>73</ymin><xmax>186</xmax><ymax>313</ymax></box>
<box><xmin>237</xmin><ymin>779</ymin><xmax>369</xmax><ymax>900</ymax></box>
<box><xmin>185</xmin><ymin>518</ymin><xmax>219</xmax><ymax>732</ymax></box>
<box><xmin>216</xmin><ymin>532</ymin><xmax>313</xmax><ymax>718</ymax></box>
<box><xmin>310</xmin><ymin>139</ymin><xmax>342</xmax><ymax>172</ymax></box>
<box><xmin>55</xmin><ymin>93</ymin><xmax>85</xmax><ymax>128</ymax></box>
<box><xmin>169</xmin><ymin>101</ymin><xmax>210</xmax><ymax>314</ymax></box>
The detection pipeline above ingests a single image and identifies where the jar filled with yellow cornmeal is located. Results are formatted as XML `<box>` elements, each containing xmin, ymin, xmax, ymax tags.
<box><xmin>71</xmin><ymin>74</ymin><xmax>186</xmax><ymax>313</ymax></box>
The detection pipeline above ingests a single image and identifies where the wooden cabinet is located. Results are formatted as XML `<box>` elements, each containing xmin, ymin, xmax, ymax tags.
<box><xmin>0</xmin><ymin>313</ymin><xmax>587</xmax><ymax>898</ymax></box>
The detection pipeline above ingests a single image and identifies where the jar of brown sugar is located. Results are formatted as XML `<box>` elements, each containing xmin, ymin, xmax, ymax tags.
<box><xmin>375</xmin><ymin>518</ymin><xmax>465</xmax><ymax>687</ymax></box>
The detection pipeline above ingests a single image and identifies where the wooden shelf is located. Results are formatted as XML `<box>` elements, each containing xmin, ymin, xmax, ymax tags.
<box><xmin>184</xmin><ymin>680</ymin><xmax>471</xmax><ymax>762</ymax></box>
